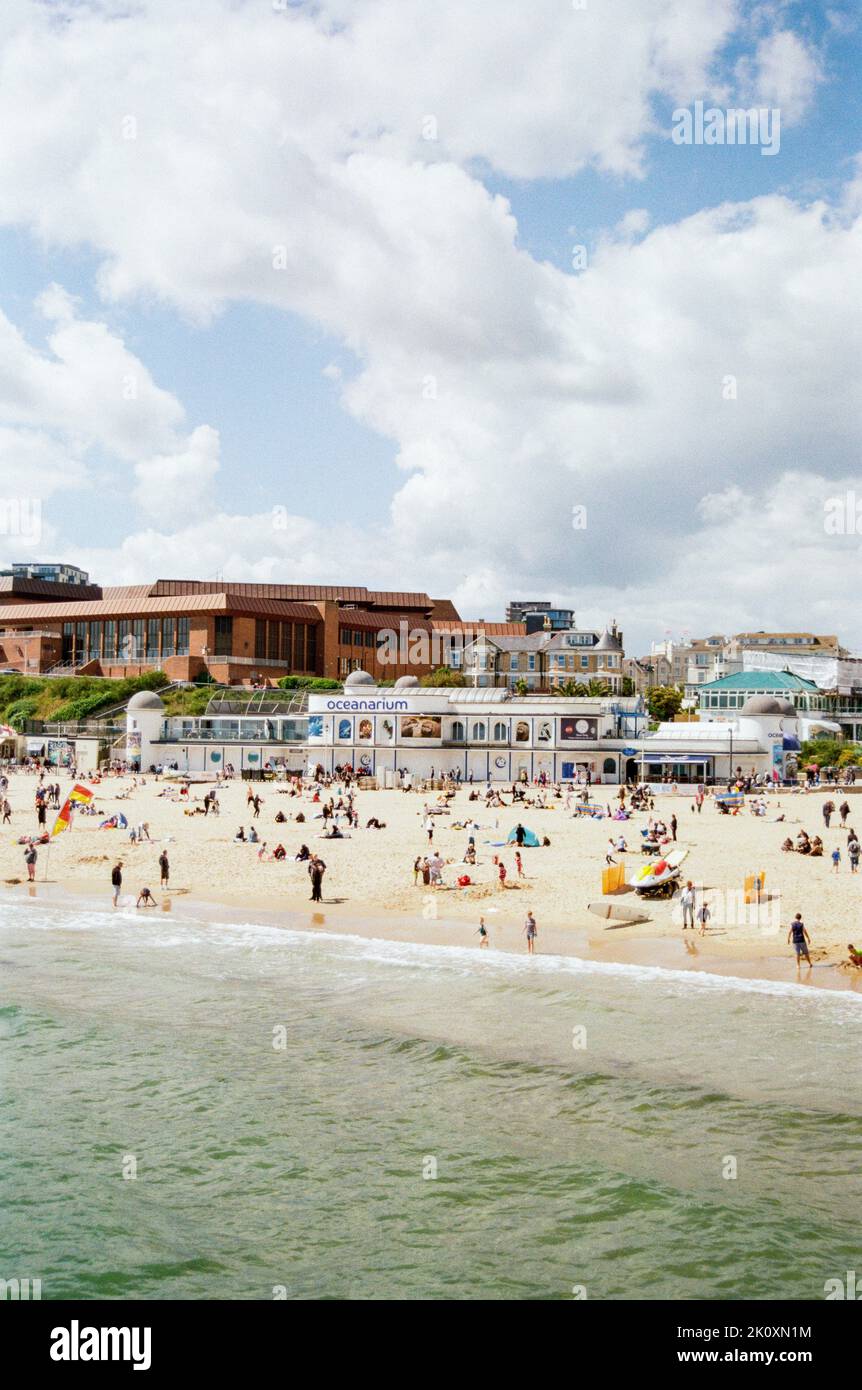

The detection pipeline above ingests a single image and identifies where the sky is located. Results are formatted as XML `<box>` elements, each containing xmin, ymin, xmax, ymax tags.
<box><xmin>0</xmin><ymin>0</ymin><xmax>860</xmax><ymax>655</ymax></box>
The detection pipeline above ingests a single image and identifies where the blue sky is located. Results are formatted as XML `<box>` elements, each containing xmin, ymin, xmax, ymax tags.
<box><xmin>0</xmin><ymin>0</ymin><xmax>860</xmax><ymax>650</ymax></box>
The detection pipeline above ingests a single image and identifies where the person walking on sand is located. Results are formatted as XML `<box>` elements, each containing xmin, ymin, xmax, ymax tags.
<box><xmin>680</xmin><ymin>880</ymin><xmax>695</xmax><ymax>930</ymax></box>
<box><xmin>523</xmin><ymin>911</ymin><xmax>537</xmax><ymax>955</ymax></box>
<box><xmin>849</xmin><ymin>836</ymin><xmax>860</xmax><ymax>873</ymax></box>
<box><xmin>497</xmin><ymin>860</ymin><xmax>507</xmax><ymax>890</ymax></box>
<box><xmin>515</xmin><ymin>850</ymin><xmax>524</xmax><ymax>879</ymax></box>
<box><xmin>787</xmin><ymin>913</ymin><xmax>812</xmax><ymax>971</ymax></box>
<box><xmin>111</xmin><ymin>860</ymin><xmax>123</xmax><ymax>907</ymax></box>
<box><xmin>696</xmin><ymin>900</ymin><xmax>711</xmax><ymax>936</ymax></box>
<box><xmin>840</xmin><ymin>800</ymin><xmax>851</xmax><ymax>827</ymax></box>
<box><xmin>670</xmin><ymin>813</ymin><xmax>677</xmax><ymax>842</ymax></box>
<box><xmin>822</xmin><ymin>800</ymin><xmax>835</xmax><ymax>829</ymax></box>
<box><xmin>158</xmin><ymin>850</ymin><xmax>170</xmax><ymax>888</ymax></box>
<box><xmin>24</xmin><ymin>844</ymin><xmax>37</xmax><ymax>881</ymax></box>
<box><xmin>308</xmin><ymin>853</ymin><xmax>326</xmax><ymax>903</ymax></box>
<box><xmin>476</xmin><ymin>916</ymin><xmax>489</xmax><ymax>949</ymax></box>
<box><xmin>832</xmin><ymin>846</ymin><xmax>842</xmax><ymax>873</ymax></box>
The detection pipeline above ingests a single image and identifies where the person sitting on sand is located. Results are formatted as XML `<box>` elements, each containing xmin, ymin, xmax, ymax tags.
<box><xmin>234</xmin><ymin>826</ymin><xmax>246</xmax><ymax>842</ymax></box>
<box><xmin>846</xmin><ymin>944</ymin><xmax>862</xmax><ymax>967</ymax></box>
<box><xmin>781</xmin><ymin>836</ymin><xmax>795</xmax><ymax>852</ymax></box>
<box><xmin>275</xmin><ymin>810</ymin><xmax>287</xmax><ymax>823</ymax></box>
<box><xmin>136</xmin><ymin>887</ymin><xmax>157</xmax><ymax>908</ymax></box>
<box><xmin>272</xmin><ymin>844</ymin><xmax>286</xmax><ymax>860</ymax></box>
<box><xmin>796</xmin><ymin>830</ymin><xmax>811</xmax><ymax>854</ymax></box>
<box><xmin>248</xmin><ymin>826</ymin><xmax>259</xmax><ymax>844</ymax></box>
<box><xmin>365</xmin><ymin>817</ymin><xmax>386</xmax><ymax>829</ymax></box>
<box><xmin>295</xmin><ymin>844</ymin><xmax>310</xmax><ymax>861</ymax></box>
<box><xmin>324</xmin><ymin>825</ymin><xmax>343</xmax><ymax>839</ymax></box>
<box><xmin>810</xmin><ymin>836</ymin><xmax>824</xmax><ymax>858</ymax></box>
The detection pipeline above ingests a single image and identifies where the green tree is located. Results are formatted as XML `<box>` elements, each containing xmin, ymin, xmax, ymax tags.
<box><xmin>621</xmin><ymin>676</ymin><xmax>635</xmax><ymax>696</ymax></box>
<box><xmin>645</xmin><ymin>685</ymin><xmax>684</xmax><ymax>723</ymax></box>
<box><xmin>420</xmin><ymin>666</ymin><xmax>466</xmax><ymax>687</ymax></box>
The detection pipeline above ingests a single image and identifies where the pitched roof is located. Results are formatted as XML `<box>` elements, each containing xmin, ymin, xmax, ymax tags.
<box><xmin>0</xmin><ymin>592</ymin><xmax>321</xmax><ymax>622</ymax></box>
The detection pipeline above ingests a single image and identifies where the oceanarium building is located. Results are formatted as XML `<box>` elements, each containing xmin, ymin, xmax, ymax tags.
<box><xmin>307</xmin><ymin>671</ymin><xmax>647</xmax><ymax>784</ymax></box>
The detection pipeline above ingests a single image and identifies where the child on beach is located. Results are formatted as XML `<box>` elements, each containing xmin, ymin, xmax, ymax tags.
<box><xmin>832</xmin><ymin>847</ymin><xmax>841</xmax><ymax>873</ymax></box>
<box><xmin>136</xmin><ymin>887</ymin><xmax>157</xmax><ymax>907</ymax></box>
<box><xmin>476</xmin><ymin>917</ymin><xmax>489</xmax><ymax>948</ymax></box>
<box><xmin>523</xmin><ymin>911</ymin><xmax>537</xmax><ymax>955</ymax></box>
<box><xmin>696</xmin><ymin>901</ymin><xmax>711</xmax><ymax>936</ymax></box>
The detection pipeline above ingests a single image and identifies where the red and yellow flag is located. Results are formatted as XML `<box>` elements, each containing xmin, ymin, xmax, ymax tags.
<box><xmin>51</xmin><ymin>784</ymin><xmax>94</xmax><ymax>838</ymax></box>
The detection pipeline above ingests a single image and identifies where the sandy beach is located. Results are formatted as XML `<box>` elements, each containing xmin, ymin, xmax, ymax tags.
<box><xmin>4</xmin><ymin>771</ymin><xmax>862</xmax><ymax>992</ymax></box>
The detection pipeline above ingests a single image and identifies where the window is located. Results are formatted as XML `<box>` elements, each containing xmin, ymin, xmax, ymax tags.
<box><xmin>471</xmin><ymin>721</ymin><xmax>486</xmax><ymax>741</ymax></box>
<box><xmin>450</xmin><ymin>720</ymin><xmax>465</xmax><ymax>741</ymax></box>
<box><xmin>177</xmin><ymin>616</ymin><xmax>190</xmax><ymax>656</ymax></box>
<box><xmin>255</xmin><ymin>620</ymin><xmax>266</xmax><ymax>660</ymax></box>
<box><xmin>493</xmin><ymin>721</ymin><xmax>507</xmax><ymax>741</ymax></box>
<box><xmin>133</xmin><ymin>619</ymin><xmax>144</xmax><ymax>661</ymax></box>
<box><xmin>528</xmin><ymin>655</ymin><xmax>535</xmax><ymax>671</ymax></box>
<box><xmin>118</xmin><ymin>619</ymin><xmax>130</xmax><ymax>660</ymax></box>
<box><xmin>268</xmin><ymin>621</ymin><xmax>279</xmax><ymax>662</ymax></box>
<box><xmin>214</xmin><ymin>615</ymin><xmax>233</xmax><ymax>657</ymax></box>
<box><xmin>146</xmin><ymin>619</ymin><xmax>160</xmax><ymax>661</ymax></box>
<box><xmin>581</xmin><ymin>655</ymin><xmax>589</xmax><ymax>669</ymax></box>
<box><xmin>510</xmin><ymin>653</ymin><xmax>518</xmax><ymax>671</ymax></box>
<box><xmin>162</xmin><ymin>618</ymin><xmax>175</xmax><ymax>659</ymax></box>
<box><xmin>305</xmin><ymin>625</ymin><xmax>317</xmax><ymax>672</ymax></box>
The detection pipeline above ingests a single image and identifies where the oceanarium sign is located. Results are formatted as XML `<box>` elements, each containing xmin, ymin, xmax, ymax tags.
<box><xmin>323</xmin><ymin>698</ymin><xmax>409</xmax><ymax>712</ymax></box>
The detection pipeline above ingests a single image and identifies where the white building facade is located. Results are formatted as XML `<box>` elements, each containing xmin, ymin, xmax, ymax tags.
<box><xmin>307</xmin><ymin>671</ymin><xmax>646</xmax><ymax>783</ymax></box>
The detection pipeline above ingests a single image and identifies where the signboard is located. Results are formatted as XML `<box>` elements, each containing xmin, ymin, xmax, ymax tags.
<box><xmin>401</xmin><ymin>715</ymin><xmax>442</xmax><ymax>739</ymax></box>
<box><xmin>560</xmin><ymin>717</ymin><xmax>599</xmax><ymax>741</ymax></box>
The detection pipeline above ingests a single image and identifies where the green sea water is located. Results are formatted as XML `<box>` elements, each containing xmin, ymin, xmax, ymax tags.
<box><xmin>1</xmin><ymin>900</ymin><xmax>861</xmax><ymax>1300</ymax></box>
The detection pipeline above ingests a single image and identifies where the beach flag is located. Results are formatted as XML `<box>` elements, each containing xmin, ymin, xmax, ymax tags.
<box><xmin>51</xmin><ymin>784</ymin><xmax>94</xmax><ymax>838</ymax></box>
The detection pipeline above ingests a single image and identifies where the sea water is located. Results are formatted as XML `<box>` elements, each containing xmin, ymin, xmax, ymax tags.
<box><xmin>1</xmin><ymin>900</ymin><xmax>860</xmax><ymax>1300</ymax></box>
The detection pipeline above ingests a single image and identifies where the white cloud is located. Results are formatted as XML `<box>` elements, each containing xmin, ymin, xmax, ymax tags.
<box><xmin>133</xmin><ymin>424</ymin><xmax>221</xmax><ymax>523</ymax></box>
<box><xmin>0</xmin><ymin>0</ymin><xmax>855</xmax><ymax>656</ymax></box>
<box><xmin>735</xmin><ymin>30</ymin><xmax>824</xmax><ymax>124</ymax></box>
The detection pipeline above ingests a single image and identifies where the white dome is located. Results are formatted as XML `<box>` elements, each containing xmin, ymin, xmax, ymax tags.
<box><xmin>127</xmin><ymin>690</ymin><xmax>165</xmax><ymax>711</ymax></box>
<box><xmin>394</xmin><ymin>675</ymin><xmax>420</xmax><ymax>689</ymax></box>
<box><xmin>343</xmin><ymin>669</ymin><xmax>376</xmax><ymax>688</ymax></box>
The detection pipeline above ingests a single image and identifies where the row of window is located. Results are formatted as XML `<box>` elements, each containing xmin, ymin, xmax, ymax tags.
<box><xmin>699</xmin><ymin>691</ymin><xmax>827</xmax><ymax>711</ymax></box>
<box><xmin>62</xmin><ymin>617</ymin><xmax>190</xmax><ymax>664</ymax></box>
<box><xmin>339</xmin><ymin>627</ymin><xmax>378</xmax><ymax>648</ymax></box>
<box><xmin>253</xmin><ymin>620</ymin><xmax>317</xmax><ymax>668</ymax></box>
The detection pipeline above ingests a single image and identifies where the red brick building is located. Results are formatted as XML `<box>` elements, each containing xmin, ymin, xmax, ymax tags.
<box><xmin>0</xmin><ymin>576</ymin><xmax>475</xmax><ymax>685</ymax></box>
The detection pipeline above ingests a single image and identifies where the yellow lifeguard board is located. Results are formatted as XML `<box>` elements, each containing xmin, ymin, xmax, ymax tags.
<box><xmin>602</xmin><ymin>862</ymin><xmax>626</xmax><ymax>895</ymax></box>
<box><xmin>744</xmin><ymin>872</ymin><xmax>766</xmax><ymax>904</ymax></box>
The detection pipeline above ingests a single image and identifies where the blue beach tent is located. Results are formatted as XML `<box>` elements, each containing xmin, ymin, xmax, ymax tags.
<box><xmin>506</xmin><ymin>826</ymin><xmax>540</xmax><ymax>847</ymax></box>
